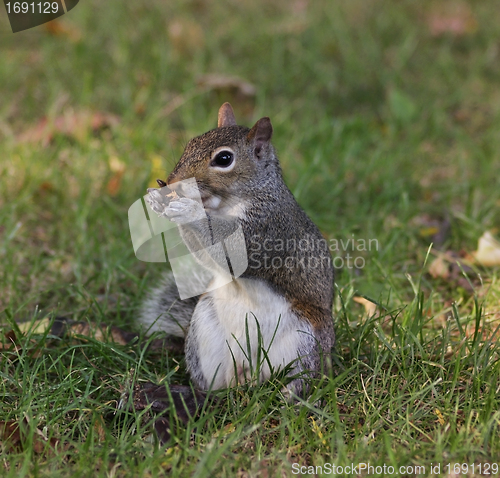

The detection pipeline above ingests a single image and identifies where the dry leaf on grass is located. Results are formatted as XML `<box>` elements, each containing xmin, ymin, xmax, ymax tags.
<box><xmin>93</xmin><ymin>416</ymin><xmax>107</xmax><ymax>443</ymax></box>
<box><xmin>168</xmin><ymin>19</ymin><xmax>204</xmax><ymax>57</ymax></box>
<box><xmin>106</xmin><ymin>156</ymin><xmax>126</xmax><ymax>196</ymax></box>
<box><xmin>0</xmin><ymin>419</ymin><xmax>64</xmax><ymax>455</ymax></box>
<box><xmin>472</xmin><ymin>231</ymin><xmax>500</xmax><ymax>267</ymax></box>
<box><xmin>197</xmin><ymin>74</ymin><xmax>256</xmax><ymax>99</ymax></box>
<box><xmin>427</xmin><ymin>251</ymin><xmax>476</xmax><ymax>292</ymax></box>
<box><xmin>428</xmin><ymin>255</ymin><xmax>450</xmax><ymax>280</ymax></box>
<box><xmin>197</xmin><ymin>74</ymin><xmax>257</xmax><ymax>117</ymax></box>
<box><xmin>353</xmin><ymin>296</ymin><xmax>378</xmax><ymax>318</ymax></box>
<box><xmin>4</xmin><ymin>317</ymin><xmax>185</xmax><ymax>354</ymax></box>
<box><xmin>0</xmin><ymin>421</ymin><xmax>23</xmax><ymax>452</ymax></box>
<box><xmin>16</xmin><ymin>317</ymin><xmax>53</xmax><ymax>335</ymax></box>
<box><xmin>44</xmin><ymin>19</ymin><xmax>82</xmax><ymax>42</ymax></box>
<box><xmin>0</xmin><ymin>328</ymin><xmax>42</xmax><ymax>357</ymax></box>
<box><xmin>18</xmin><ymin>110</ymin><xmax>119</xmax><ymax>146</ymax></box>
<box><xmin>0</xmin><ymin>329</ymin><xmax>17</xmax><ymax>351</ymax></box>
<box><xmin>427</xmin><ymin>2</ymin><xmax>478</xmax><ymax>37</ymax></box>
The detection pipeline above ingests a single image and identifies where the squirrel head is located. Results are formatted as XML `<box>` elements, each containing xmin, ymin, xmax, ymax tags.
<box><xmin>167</xmin><ymin>103</ymin><xmax>281</xmax><ymax>213</ymax></box>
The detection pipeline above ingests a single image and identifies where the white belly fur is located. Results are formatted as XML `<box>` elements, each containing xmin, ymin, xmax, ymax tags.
<box><xmin>191</xmin><ymin>277</ymin><xmax>312</xmax><ymax>389</ymax></box>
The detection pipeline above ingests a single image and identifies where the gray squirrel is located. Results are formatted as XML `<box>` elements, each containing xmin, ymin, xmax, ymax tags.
<box><xmin>139</xmin><ymin>103</ymin><xmax>334</xmax><ymax>397</ymax></box>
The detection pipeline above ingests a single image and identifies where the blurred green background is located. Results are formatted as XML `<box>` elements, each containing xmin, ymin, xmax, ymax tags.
<box><xmin>1</xmin><ymin>0</ymin><xmax>499</xmax><ymax>315</ymax></box>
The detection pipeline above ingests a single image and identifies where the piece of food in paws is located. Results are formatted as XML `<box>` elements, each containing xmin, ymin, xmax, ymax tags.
<box><xmin>146</xmin><ymin>187</ymin><xmax>179</xmax><ymax>209</ymax></box>
<box><xmin>166</xmin><ymin>190</ymin><xmax>180</xmax><ymax>201</ymax></box>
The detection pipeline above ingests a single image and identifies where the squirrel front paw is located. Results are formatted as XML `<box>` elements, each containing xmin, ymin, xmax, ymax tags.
<box><xmin>146</xmin><ymin>189</ymin><xmax>205</xmax><ymax>224</ymax></box>
<box><xmin>146</xmin><ymin>189</ymin><xmax>206</xmax><ymax>224</ymax></box>
<box><xmin>164</xmin><ymin>197</ymin><xmax>206</xmax><ymax>224</ymax></box>
<box><xmin>145</xmin><ymin>188</ymin><xmax>171</xmax><ymax>217</ymax></box>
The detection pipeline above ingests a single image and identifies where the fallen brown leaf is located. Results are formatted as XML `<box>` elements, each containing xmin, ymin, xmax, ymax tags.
<box><xmin>39</xmin><ymin>181</ymin><xmax>56</xmax><ymax>193</ymax></box>
<box><xmin>106</xmin><ymin>156</ymin><xmax>126</xmax><ymax>196</ymax></box>
<box><xmin>427</xmin><ymin>250</ymin><xmax>477</xmax><ymax>293</ymax></box>
<box><xmin>168</xmin><ymin>19</ymin><xmax>204</xmax><ymax>57</ymax></box>
<box><xmin>429</xmin><ymin>255</ymin><xmax>450</xmax><ymax>280</ymax></box>
<box><xmin>0</xmin><ymin>419</ymin><xmax>63</xmax><ymax>455</ymax></box>
<box><xmin>0</xmin><ymin>421</ymin><xmax>22</xmax><ymax>451</ymax></box>
<box><xmin>6</xmin><ymin>317</ymin><xmax>185</xmax><ymax>357</ymax></box>
<box><xmin>196</xmin><ymin>74</ymin><xmax>256</xmax><ymax>118</ymax></box>
<box><xmin>93</xmin><ymin>416</ymin><xmax>107</xmax><ymax>443</ymax></box>
<box><xmin>0</xmin><ymin>326</ymin><xmax>46</xmax><ymax>358</ymax></box>
<box><xmin>353</xmin><ymin>296</ymin><xmax>378</xmax><ymax>317</ymax></box>
<box><xmin>67</xmin><ymin>322</ymin><xmax>133</xmax><ymax>346</ymax></box>
<box><xmin>16</xmin><ymin>317</ymin><xmax>52</xmax><ymax>335</ymax></box>
<box><xmin>427</xmin><ymin>2</ymin><xmax>478</xmax><ymax>37</ymax></box>
<box><xmin>0</xmin><ymin>329</ymin><xmax>17</xmax><ymax>351</ymax></box>
<box><xmin>197</xmin><ymin>74</ymin><xmax>256</xmax><ymax>99</ymax></box>
<box><xmin>18</xmin><ymin>110</ymin><xmax>119</xmax><ymax>146</ymax></box>
<box><xmin>44</xmin><ymin>19</ymin><xmax>82</xmax><ymax>42</ymax></box>
<box><xmin>472</xmin><ymin>231</ymin><xmax>500</xmax><ymax>267</ymax></box>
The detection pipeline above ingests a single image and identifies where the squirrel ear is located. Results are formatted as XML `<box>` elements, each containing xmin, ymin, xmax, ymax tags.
<box><xmin>247</xmin><ymin>117</ymin><xmax>273</xmax><ymax>158</ymax></box>
<box><xmin>218</xmin><ymin>102</ymin><xmax>237</xmax><ymax>128</ymax></box>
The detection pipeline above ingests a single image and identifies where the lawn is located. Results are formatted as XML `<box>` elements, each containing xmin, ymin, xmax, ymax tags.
<box><xmin>1</xmin><ymin>0</ymin><xmax>500</xmax><ymax>476</ymax></box>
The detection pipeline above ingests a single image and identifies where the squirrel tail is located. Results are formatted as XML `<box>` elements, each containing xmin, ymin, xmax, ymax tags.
<box><xmin>137</xmin><ymin>272</ymin><xmax>200</xmax><ymax>338</ymax></box>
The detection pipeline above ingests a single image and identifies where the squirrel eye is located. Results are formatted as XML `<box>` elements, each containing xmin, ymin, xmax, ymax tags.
<box><xmin>211</xmin><ymin>150</ymin><xmax>234</xmax><ymax>168</ymax></box>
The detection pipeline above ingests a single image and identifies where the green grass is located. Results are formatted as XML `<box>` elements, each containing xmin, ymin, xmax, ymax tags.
<box><xmin>1</xmin><ymin>0</ymin><xmax>500</xmax><ymax>476</ymax></box>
